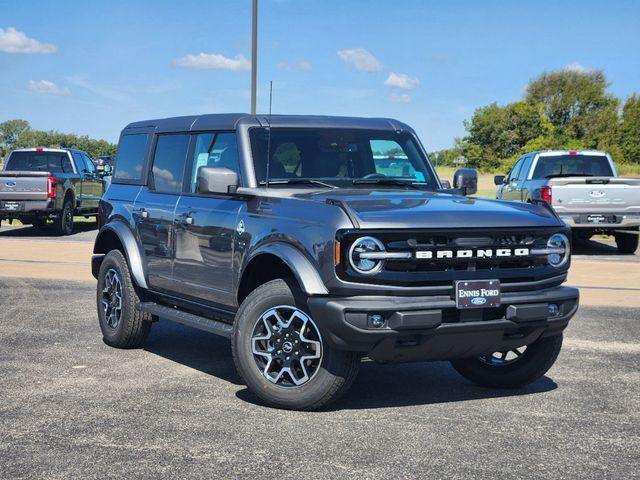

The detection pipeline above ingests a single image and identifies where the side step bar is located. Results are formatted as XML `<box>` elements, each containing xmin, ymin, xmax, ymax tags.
<box><xmin>139</xmin><ymin>302</ymin><xmax>233</xmax><ymax>338</ymax></box>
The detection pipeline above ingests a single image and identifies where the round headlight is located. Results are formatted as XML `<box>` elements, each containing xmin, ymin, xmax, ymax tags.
<box><xmin>349</xmin><ymin>236</ymin><xmax>385</xmax><ymax>274</ymax></box>
<box><xmin>547</xmin><ymin>233</ymin><xmax>570</xmax><ymax>267</ymax></box>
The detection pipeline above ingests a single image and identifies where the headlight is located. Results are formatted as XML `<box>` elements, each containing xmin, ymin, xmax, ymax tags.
<box><xmin>349</xmin><ymin>236</ymin><xmax>385</xmax><ymax>274</ymax></box>
<box><xmin>547</xmin><ymin>233</ymin><xmax>570</xmax><ymax>267</ymax></box>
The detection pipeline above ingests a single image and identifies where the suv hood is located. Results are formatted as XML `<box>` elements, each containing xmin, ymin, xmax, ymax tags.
<box><xmin>304</xmin><ymin>189</ymin><xmax>562</xmax><ymax>229</ymax></box>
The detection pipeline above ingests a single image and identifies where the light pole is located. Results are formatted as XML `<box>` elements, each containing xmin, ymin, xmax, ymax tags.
<box><xmin>251</xmin><ymin>0</ymin><xmax>258</xmax><ymax>114</ymax></box>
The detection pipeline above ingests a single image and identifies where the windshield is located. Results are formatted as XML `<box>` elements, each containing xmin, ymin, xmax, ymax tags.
<box><xmin>532</xmin><ymin>155</ymin><xmax>614</xmax><ymax>178</ymax></box>
<box><xmin>249</xmin><ymin>128</ymin><xmax>438</xmax><ymax>189</ymax></box>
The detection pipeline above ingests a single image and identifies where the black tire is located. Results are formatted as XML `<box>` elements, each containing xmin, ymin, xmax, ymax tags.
<box><xmin>54</xmin><ymin>198</ymin><xmax>74</xmax><ymax>236</ymax></box>
<box><xmin>96</xmin><ymin>250</ymin><xmax>151</xmax><ymax>348</ymax></box>
<box><xmin>451</xmin><ymin>334</ymin><xmax>563</xmax><ymax>388</ymax></box>
<box><xmin>614</xmin><ymin>230</ymin><xmax>639</xmax><ymax>254</ymax></box>
<box><xmin>232</xmin><ymin>279</ymin><xmax>361</xmax><ymax>411</ymax></box>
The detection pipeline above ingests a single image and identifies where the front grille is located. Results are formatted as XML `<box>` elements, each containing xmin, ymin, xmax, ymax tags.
<box><xmin>337</xmin><ymin>227</ymin><xmax>568</xmax><ymax>290</ymax></box>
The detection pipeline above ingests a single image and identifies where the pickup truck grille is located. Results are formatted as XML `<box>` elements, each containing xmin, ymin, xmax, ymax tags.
<box><xmin>337</xmin><ymin>228</ymin><xmax>568</xmax><ymax>290</ymax></box>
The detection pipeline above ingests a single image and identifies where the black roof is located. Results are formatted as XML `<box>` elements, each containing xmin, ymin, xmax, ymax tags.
<box><xmin>123</xmin><ymin>114</ymin><xmax>413</xmax><ymax>134</ymax></box>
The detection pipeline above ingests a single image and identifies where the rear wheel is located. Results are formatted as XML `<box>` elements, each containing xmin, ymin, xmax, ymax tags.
<box><xmin>615</xmin><ymin>229</ymin><xmax>639</xmax><ymax>254</ymax></box>
<box><xmin>450</xmin><ymin>334</ymin><xmax>563</xmax><ymax>388</ymax></box>
<box><xmin>54</xmin><ymin>198</ymin><xmax>74</xmax><ymax>236</ymax></box>
<box><xmin>96</xmin><ymin>250</ymin><xmax>151</xmax><ymax>348</ymax></box>
<box><xmin>232</xmin><ymin>279</ymin><xmax>360</xmax><ymax>410</ymax></box>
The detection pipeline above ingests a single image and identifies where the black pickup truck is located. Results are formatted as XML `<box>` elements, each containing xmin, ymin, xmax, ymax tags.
<box><xmin>92</xmin><ymin>114</ymin><xmax>579</xmax><ymax>410</ymax></box>
<box><xmin>0</xmin><ymin>147</ymin><xmax>108</xmax><ymax>234</ymax></box>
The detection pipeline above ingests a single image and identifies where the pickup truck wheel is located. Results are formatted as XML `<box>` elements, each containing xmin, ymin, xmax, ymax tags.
<box><xmin>54</xmin><ymin>199</ymin><xmax>74</xmax><ymax>236</ymax></box>
<box><xmin>232</xmin><ymin>279</ymin><xmax>361</xmax><ymax>411</ymax></box>
<box><xmin>96</xmin><ymin>250</ymin><xmax>151</xmax><ymax>348</ymax></box>
<box><xmin>614</xmin><ymin>229</ymin><xmax>639</xmax><ymax>254</ymax></box>
<box><xmin>450</xmin><ymin>334</ymin><xmax>563</xmax><ymax>388</ymax></box>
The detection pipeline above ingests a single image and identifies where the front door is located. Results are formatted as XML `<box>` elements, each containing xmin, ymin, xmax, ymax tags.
<box><xmin>79</xmin><ymin>152</ymin><xmax>103</xmax><ymax>209</ymax></box>
<box><xmin>172</xmin><ymin>131</ymin><xmax>243</xmax><ymax>306</ymax></box>
<box><xmin>134</xmin><ymin>133</ymin><xmax>190</xmax><ymax>293</ymax></box>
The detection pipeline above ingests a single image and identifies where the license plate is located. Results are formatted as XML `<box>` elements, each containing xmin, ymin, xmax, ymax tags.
<box><xmin>455</xmin><ymin>279</ymin><xmax>501</xmax><ymax>309</ymax></box>
<box><xmin>0</xmin><ymin>201</ymin><xmax>22</xmax><ymax>212</ymax></box>
<box><xmin>587</xmin><ymin>214</ymin><xmax>608</xmax><ymax>224</ymax></box>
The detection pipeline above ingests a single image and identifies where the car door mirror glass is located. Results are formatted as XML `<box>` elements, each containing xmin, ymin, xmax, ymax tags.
<box><xmin>494</xmin><ymin>175</ymin><xmax>506</xmax><ymax>185</ymax></box>
<box><xmin>196</xmin><ymin>167</ymin><xmax>239</xmax><ymax>195</ymax></box>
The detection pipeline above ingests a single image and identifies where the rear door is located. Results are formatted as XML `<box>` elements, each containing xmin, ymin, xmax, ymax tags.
<box><xmin>134</xmin><ymin>133</ymin><xmax>190</xmax><ymax>293</ymax></box>
<box><xmin>74</xmin><ymin>152</ymin><xmax>102</xmax><ymax>209</ymax></box>
<box><xmin>172</xmin><ymin>132</ymin><xmax>244</xmax><ymax>306</ymax></box>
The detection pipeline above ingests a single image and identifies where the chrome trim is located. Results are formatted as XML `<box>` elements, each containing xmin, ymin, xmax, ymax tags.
<box><xmin>358</xmin><ymin>251</ymin><xmax>412</xmax><ymax>260</ymax></box>
<box><xmin>530</xmin><ymin>247</ymin><xmax>566</xmax><ymax>255</ymax></box>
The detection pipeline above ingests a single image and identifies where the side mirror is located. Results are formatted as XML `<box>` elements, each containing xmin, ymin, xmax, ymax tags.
<box><xmin>453</xmin><ymin>168</ymin><xmax>478</xmax><ymax>196</ymax></box>
<box><xmin>196</xmin><ymin>166</ymin><xmax>239</xmax><ymax>194</ymax></box>
<box><xmin>103</xmin><ymin>164</ymin><xmax>112</xmax><ymax>175</ymax></box>
<box><xmin>494</xmin><ymin>175</ymin><xmax>506</xmax><ymax>186</ymax></box>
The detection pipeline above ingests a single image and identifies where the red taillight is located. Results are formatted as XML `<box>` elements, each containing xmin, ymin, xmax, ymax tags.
<box><xmin>47</xmin><ymin>176</ymin><xmax>57</xmax><ymax>198</ymax></box>
<box><xmin>36</xmin><ymin>147</ymin><xmax>44</xmax><ymax>152</ymax></box>
<box><xmin>540</xmin><ymin>185</ymin><xmax>552</xmax><ymax>204</ymax></box>
<box><xmin>568</xmin><ymin>150</ymin><xmax>577</xmax><ymax>155</ymax></box>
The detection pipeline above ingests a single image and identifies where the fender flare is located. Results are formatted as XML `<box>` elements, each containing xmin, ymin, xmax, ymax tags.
<box><xmin>94</xmin><ymin>221</ymin><xmax>148</xmax><ymax>289</ymax></box>
<box><xmin>242</xmin><ymin>243</ymin><xmax>328</xmax><ymax>296</ymax></box>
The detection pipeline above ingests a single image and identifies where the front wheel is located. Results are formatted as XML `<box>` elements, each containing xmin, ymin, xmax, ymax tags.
<box><xmin>615</xmin><ymin>229</ymin><xmax>639</xmax><ymax>254</ymax></box>
<box><xmin>450</xmin><ymin>334</ymin><xmax>563</xmax><ymax>388</ymax></box>
<box><xmin>232</xmin><ymin>279</ymin><xmax>360</xmax><ymax>410</ymax></box>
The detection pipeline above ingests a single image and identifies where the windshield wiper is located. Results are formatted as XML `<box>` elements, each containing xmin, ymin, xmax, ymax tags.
<box><xmin>259</xmin><ymin>178</ymin><xmax>338</xmax><ymax>189</ymax></box>
<box><xmin>352</xmin><ymin>178</ymin><xmax>427</xmax><ymax>189</ymax></box>
<box><xmin>545</xmin><ymin>173</ymin><xmax>594</xmax><ymax>178</ymax></box>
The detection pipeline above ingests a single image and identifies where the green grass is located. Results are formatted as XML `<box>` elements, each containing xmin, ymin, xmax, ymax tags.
<box><xmin>2</xmin><ymin>216</ymin><xmax>96</xmax><ymax>227</ymax></box>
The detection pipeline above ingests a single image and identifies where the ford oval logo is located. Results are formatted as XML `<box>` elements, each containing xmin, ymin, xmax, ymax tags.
<box><xmin>5</xmin><ymin>181</ymin><xmax>16</xmax><ymax>187</ymax></box>
<box><xmin>589</xmin><ymin>190</ymin><xmax>606</xmax><ymax>198</ymax></box>
<box><xmin>471</xmin><ymin>297</ymin><xmax>487</xmax><ymax>305</ymax></box>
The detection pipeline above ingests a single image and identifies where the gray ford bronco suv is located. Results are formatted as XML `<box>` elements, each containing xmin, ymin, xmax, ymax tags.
<box><xmin>92</xmin><ymin>114</ymin><xmax>579</xmax><ymax>410</ymax></box>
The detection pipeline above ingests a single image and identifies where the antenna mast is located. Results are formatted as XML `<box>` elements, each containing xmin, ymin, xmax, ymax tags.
<box><xmin>265</xmin><ymin>80</ymin><xmax>273</xmax><ymax>189</ymax></box>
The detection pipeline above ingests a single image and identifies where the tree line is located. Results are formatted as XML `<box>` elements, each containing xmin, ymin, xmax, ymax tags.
<box><xmin>0</xmin><ymin>120</ymin><xmax>116</xmax><ymax>161</ymax></box>
<box><xmin>431</xmin><ymin>68</ymin><xmax>640</xmax><ymax>172</ymax></box>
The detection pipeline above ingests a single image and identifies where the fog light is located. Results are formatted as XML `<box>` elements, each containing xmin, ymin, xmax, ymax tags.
<box><xmin>368</xmin><ymin>314</ymin><xmax>385</xmax><ymax>328</ymax></box>
<box><xmin>548</xmin><ymin>304</ymin><xmax>560</xmax><ymax>316</ymax></box>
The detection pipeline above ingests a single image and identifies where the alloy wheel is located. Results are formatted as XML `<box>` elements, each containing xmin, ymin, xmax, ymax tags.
<box><xmin>101</xmin><ymin>268</ymin><xmax>123</xmax><ymax>329</ymax></box>
<box><xmin>251</xmin><ymin>306</ymin><xmax>322</xmax><ymax>387</ymax></box>
<box><xmin>479</xmin><ymin>346</ymin><xmax>528</xmax><ymax>366</ymax></box>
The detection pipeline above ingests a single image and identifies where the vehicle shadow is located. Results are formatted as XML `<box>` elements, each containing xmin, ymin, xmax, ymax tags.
<box><xmin>572</xmin><ymin>237</ymin><xmax>621</xmax><ymax>255</ymax></box>
<box><xmin>235</xmin><ymin>360</ymin><xmax>558</xmax><ymax>410</ymax></box>
<box><xmin>143</xmin><ymin>319</ymin><xmax>243</xmax><ymax>385</ymax></box>
<box><xmin>0</xmin><ymin>220</ymin><xmax>98</xmax><ymax>237</ymax></box>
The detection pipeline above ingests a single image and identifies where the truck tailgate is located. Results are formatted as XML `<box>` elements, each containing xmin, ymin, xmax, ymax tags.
<box><xmin>550</xmin><ymin>177</ymin><xmax>640</xmax><ymax>213</ymax></box>
<box><xmin>0</xmin><ymin>171</ymin><xmax>50</xmax><ymax>201</ymax></box>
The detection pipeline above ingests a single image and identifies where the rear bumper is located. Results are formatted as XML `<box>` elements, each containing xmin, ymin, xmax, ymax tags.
<box><xmin>0</xmin><ymin>200</ymin><xmax>55</xmax><ymax>216</ymax></box>
<box><xmin>558</xmin><ymin>212</ymin><xmax>640</xmax><ymax>229</ymax></box>
<box><xmin>307</xmin><ymin>286</ymin><xmax>579</xmax><ymax>363</ymax></box>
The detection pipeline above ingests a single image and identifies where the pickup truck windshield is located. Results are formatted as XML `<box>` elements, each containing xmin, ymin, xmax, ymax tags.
<box><xmin>532</xmin><ymin>155</ymin><xmax>614</xmax><ymax>179</ymax></box>
<box><xmin>249</xmin><ymin>128</ymin><xmax>438</xmax><ymax>189</ymax></box>
<box><xmin>4</xmin><ymin>151</ymin><xmax>74</xmax><ymax>173</ymax></box>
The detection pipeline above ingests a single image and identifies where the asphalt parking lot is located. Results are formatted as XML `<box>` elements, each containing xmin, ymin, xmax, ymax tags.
<box><xmin>0</xmin><ymin>225</ymin><xmax>639</xmax><ymax>478</ymax></box>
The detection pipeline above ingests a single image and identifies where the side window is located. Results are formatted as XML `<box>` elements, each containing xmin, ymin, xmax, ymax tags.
<box><xmin>81</xmin><ymin>153</ymin><xmax>96</xmax><ymax>174</ymax></box>
<box><xmin>151</xmin><ymin>134</ymin><xmax>189</xmax><ymax>194</ymax></box>
<box><xmin>71</xmin><ymin>152</ymin><xmax>85</xmax><ymax>172</ymax></box>
<box><xmin>189</xmin><ymin>132</ymin><xmax>239</xmax><ymax>193</ymax></box>
<box><xmin>113</xmin><ymin>134</ymin><xmax>148</xmax><ymax>182</ymax></box>
<box><xmin>508</xmin><ymin>157</ymin><xmax>524</xmax><ymax>182</ymax></box>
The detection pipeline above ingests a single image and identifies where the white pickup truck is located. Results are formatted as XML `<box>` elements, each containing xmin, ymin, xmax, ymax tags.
<box><xmin>495</xmin><ymin>150</ymin><xmax>640</xmax><ymax>253</ymax></box>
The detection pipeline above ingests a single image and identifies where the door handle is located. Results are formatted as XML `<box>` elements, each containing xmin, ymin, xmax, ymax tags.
<box><xmin>177</xmin><ymin>212</ymin><xmax>194</xmax><ymax>226</ymax></box>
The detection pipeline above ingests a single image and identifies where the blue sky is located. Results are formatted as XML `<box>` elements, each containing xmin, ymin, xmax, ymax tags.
<box><xmin>1</xmin><ymin>0</ymin><xmax>639</xmax><ymax>150</ymax></box>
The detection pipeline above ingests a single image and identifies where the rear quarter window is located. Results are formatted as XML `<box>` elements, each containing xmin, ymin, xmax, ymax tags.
<box><xmin>113</xmin><ymin>134</ymin><xmax>149</xmax><ymax>183</ymax></box>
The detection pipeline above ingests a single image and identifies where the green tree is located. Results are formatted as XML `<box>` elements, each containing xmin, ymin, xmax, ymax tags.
<box><xmin>0</xmin><ymin>119</ymin><xmax>31</xmax><ymax>156</ymax></box>
<box><xmin>525</xmin><ymin>69</ymin><xmax>617</xmax><ymax>140</ymax></box>
<box><xmin>618</xmin><ymin>95</ymin><xmax>640</xmax><ymax>164</ymax></box>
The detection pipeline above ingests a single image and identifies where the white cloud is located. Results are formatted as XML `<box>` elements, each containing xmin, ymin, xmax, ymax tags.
<box><xmin>563</xmin><ymin>62</ymin><xmax>593</xmax><ymax>73</ymax></box>
<box><xmin>174</xmin><ymin>53</ymin><xmax>250</xmax><ymax>71</ymax></box>
<box><xmin>28</xmin><ymin>80</ymin><xmax>69</xmax><ymax>95</ymax></box>
<box><xmin>337</xmin><ymin>48</ymin><xmax>383</xmax><ymax>72</ymax></box>
<box><xmin>389</xmin><ymin>92</ymin><xmax>412</xmax><ymax>103</ymax></box>
<box><xmin>277</xmin><ymin>60</ymin><xmax>312</xmax><ymax>71</ymax></box>
<box><xmin>384</xmin><ymin>72</ymin><xmax>420</xmax><ymax>90</ymax></box>
<box><xmin>0</xmin><ymin>27</ymin><xmax>57</xmax><ymax>54</ymax></box>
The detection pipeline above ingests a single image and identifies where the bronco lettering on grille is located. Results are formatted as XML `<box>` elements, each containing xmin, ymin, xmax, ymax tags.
<box><xmin>415</xmin><ymin>248</ymin><xmax>530</xmax><ymax>260</ymax></box>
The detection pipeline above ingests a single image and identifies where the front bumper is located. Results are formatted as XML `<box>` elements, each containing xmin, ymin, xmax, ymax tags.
<box><xmin>308</xmin><ymin>286</ymin><xmax>579</xmax><ymax>363</ymax></box>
